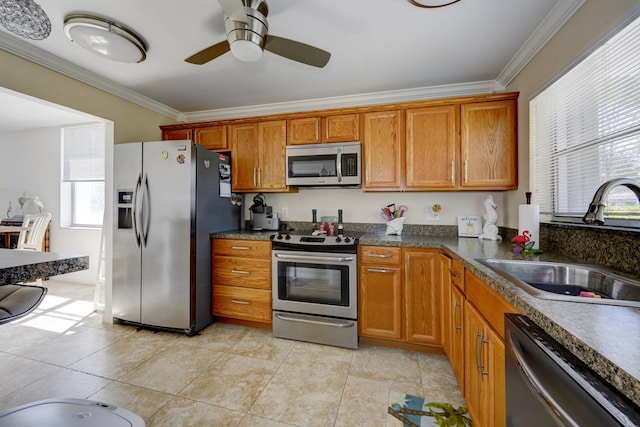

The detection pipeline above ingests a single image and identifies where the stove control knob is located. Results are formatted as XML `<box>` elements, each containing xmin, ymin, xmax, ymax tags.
<box><xmin>344</xmin><ymin>237</ymin><xmax>351</xmax><ymax>243</ymax></box>
<box><xmin>277</xmin><ymin>234</ymin><xmax>283</xmax><ymax>240</ymax></box>
<box><xmin>335</xmin><ymin>236</ymin><xmax>342</xmax><ymax>243</ymax></box>
<box><xmin>285</xmin><ymin>234</ymin><xmax>291</xmax><ymax>240</ymax></box>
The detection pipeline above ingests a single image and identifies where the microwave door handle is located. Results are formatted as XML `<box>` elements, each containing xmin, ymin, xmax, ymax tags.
<box><xmin>336</xmin><ymin>149</ymin><xmax>343</xmax><ymax>183</ymax></box>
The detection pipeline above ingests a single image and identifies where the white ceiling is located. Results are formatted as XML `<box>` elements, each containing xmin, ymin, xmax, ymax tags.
<box><xmin>0</xmin><ymin>0</ymin><xmax>584</xmax><ymax>129</ymax></box>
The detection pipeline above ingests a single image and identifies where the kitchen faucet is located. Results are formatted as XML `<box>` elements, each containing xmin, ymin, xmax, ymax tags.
<box><xmin>582</xmin><ymin>178</ymin><xmax>640</xmax><ymax>225</ymax></box>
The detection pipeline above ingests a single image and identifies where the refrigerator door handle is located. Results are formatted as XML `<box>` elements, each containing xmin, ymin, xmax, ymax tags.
<box><xmin>141</xmin><ymin>173</ymin><xmax>151</xmax><ymax>247</ymax></box>
<box><xmin>132</xmin><ymin>173</ymin><xmax>142</xmax><ymax>248</ymax></box>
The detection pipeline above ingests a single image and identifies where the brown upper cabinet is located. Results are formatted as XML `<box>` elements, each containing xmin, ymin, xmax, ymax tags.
<box><xmin>405</xmin><ymin>105</ymin><xmax>458</xmax><ymax>190</ymax></box>
<box><xmin>194</xmin><ymin>125</ymin><xmax>228</xmax><ymax>151</ymax></box>
<box><xmin>362</xmin><ymin>110</ymin><xmax>404</xmax><ymax>189</ymax></box>
<box><xmin>362</xmin><ymin>93</ymin><xmax>518</xmax><ymax>191</ymax></box>
<box><xmin>162</xmin><ymin>128</ymin><xmax>192</xmax><ymax>141</ymax></box>
<box><xmin>160</xmin><ymin>92</ymin><xmax>518</xmax><ymax>193</ymax></box>
<box><xmin>461</xmin><ymin>99</ymin><xmax>517</xmax><ymax>190</ymax></box>
<box><xmin>162</xmin><ymin>125</ymin><xmax>228</xmax><ymax>151</ymax></box>
<box><xmin>287</xmin><ymin>114</ymin><xmax>359</xmax><ymax>145</ymax></box>
<box><xmin>230</xmin><ymin>120</ymin><xmax>292</xmax><ymax>192</ymax></box>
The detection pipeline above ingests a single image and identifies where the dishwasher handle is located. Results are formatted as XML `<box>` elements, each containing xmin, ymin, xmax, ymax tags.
<box><xmin>506</xmin><ymin>329</ymin><xmax>581</xmax><ymax>427</ymax></box>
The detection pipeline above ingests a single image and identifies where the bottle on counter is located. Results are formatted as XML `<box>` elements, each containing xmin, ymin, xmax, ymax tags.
<box><xmin>6</xmin><ymin>202</ymin><xmax>12</xmax><ymax>219</ymax></box>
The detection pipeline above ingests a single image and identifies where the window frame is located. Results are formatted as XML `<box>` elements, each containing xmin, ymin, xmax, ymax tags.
<box><xmin>529</xmin><ymin>10</ymin><xmax>640</xmax><ymax>230</ymax></box>
<box><xmin>61</xmin><ymin>124</ymin><xmax>106</xmax><ymax>229</ymax></box>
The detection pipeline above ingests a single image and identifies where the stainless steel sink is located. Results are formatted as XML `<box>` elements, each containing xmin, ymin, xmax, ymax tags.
<box><xmin>478</xmin><ymin>259</ymin><xmax>640</xmax><ymax>307</ymax></box>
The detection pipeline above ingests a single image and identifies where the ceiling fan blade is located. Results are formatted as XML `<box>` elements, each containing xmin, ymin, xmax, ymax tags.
<box><xmin>264</xmin><ymin>35</ymin><xmax>331</xmax><ymax>68</ymax></box>
<box><xmin>185</xmin><ymin>40</ymin><xmax>231</xmax><ymax>64</ymax></box>
<box><xmin>217</xmin><ymin>0</ymin><xmax>248</xmax><ymax>23</ymax></box>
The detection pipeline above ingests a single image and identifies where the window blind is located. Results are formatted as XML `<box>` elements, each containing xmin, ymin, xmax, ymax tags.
<box><xmin>62</xmin><ymin>124</ymin><xmax>105</xmax><ymax>182</ymax></box>
<box><xmin>530</xmin><ymin>14</ymin><xmax>640</xmax><ymax>217</ymax></box>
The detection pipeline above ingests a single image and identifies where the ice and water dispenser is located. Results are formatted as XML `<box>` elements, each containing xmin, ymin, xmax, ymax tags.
<box><xmin>117</xmin><ymin>190</ymin><xmax>134</xmax><ymax>230</ymax></box>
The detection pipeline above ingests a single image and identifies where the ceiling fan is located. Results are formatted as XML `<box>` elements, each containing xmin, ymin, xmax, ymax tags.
<box><xmin>185</xmin><ymin>0</ymin><xmax>331</xmax><ymax>68</ymax></box>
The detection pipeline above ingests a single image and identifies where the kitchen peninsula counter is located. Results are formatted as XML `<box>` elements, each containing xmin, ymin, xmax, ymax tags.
<box><xmin>0</xmin><ymin>248</ymin><xmax>89</xmax><ymax>285</ymax></box>
<box><xmin>211</xmin><ymin>230</ymin><xmax>640</xmax><ymax>406</ymax></box>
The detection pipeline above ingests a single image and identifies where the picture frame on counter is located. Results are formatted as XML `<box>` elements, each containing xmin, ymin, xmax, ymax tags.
<box><xmin>457</xmin><ymin>215</ymin><xmax>483</xmax><ymax>237</ymax></box>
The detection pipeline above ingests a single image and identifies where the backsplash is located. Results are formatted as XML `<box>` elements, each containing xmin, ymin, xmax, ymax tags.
<box><xmin>540</xmin><ymin>223</ymin><xmax>640</xmax><ymax>277</ymax></box>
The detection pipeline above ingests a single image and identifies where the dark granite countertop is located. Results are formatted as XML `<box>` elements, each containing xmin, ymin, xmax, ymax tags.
<box><xmin>0</xmin><ymin>248</ymin><xmax>90</xmax><ymax>285</ymax></box>
<box><xmin>211</xmin><ymin>230</ymin><xmax>640</xmax><ymax>406</ymax></box>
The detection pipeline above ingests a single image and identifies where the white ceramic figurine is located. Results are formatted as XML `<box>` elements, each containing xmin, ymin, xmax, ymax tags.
<box><xmin>479</xmin><ymin>195</ymin><xmax>502</xmax><ymax>241</ymax></box>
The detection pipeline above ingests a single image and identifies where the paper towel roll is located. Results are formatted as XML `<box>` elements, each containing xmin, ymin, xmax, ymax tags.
<box><xmin>518</xmin><ymin>204</ymin><xmax>540</xmax><ymax>249</ymax></box>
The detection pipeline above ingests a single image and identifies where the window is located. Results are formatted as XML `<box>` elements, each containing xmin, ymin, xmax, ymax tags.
<box><xmin>530</xmin><ymin>13</ymin><xmax>640</xmax><ymax>226</ymax></box>
<box><xmin>61</xmin><ymin>124</ymin><xmax>105</xmax><ymax>228</ymax></box>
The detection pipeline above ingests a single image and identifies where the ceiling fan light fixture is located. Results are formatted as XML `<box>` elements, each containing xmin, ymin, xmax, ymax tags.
<box><xmin>63</xmin><ymin>14</ymin><xmax>147</xmax><ymax>63</ymax></box>
<box><xmin>230</xmin><ymin>39</ymin><xmax>263</xmax><ymax>62</ymax></box>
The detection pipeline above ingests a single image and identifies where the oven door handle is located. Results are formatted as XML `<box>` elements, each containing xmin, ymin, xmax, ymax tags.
<box><xmin>274</xmin><ymin>253</ymin><xmax>355</xmax><ymax>263</ymax></box>
<box><xmin>275</xmin><ymin>313</ymin><xmax>355</xmax><ymax>328</ymax></box>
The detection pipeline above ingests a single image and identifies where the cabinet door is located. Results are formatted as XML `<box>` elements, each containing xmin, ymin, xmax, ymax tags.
<box><xmin>461</xmin><ymin>99</ymin><xmax>517</xmax><ymax>189</ymax></box>
<box><xmin>230</xmin><ymin>123</ymin><xmax>259</xmax><ymax>191</ymax></box>
<box><xmin>451</xmin><ymin>284</ymin><xmax>465</xmax><ymax>394</ymax></box>
<box><xmin>362</xmin><ymin>110</ymin><xmax>404</xmax><ymax>190</ymax></box>
<box><xmin>465</xmin><ymin>302</ymin><xmax>504</xmax><ymax>427</ymax></box>
<box><xmin>406</xmin><ymin>106</ymin><xmax>458</xmax><ymax>190</ymax></box>
<box><xmin>324</xmin><ymin>114</ymin><xmax>359</xmax><ymax>142</ymax></box>
<box><xmin>288</xmin><ymin>117</ymin><xmax>321</xmax><ymax>145</ymax></box>
<box><xmin>194</xmin><ymin>125</ymin><xmax>227</xmax><ymax>150</ymax></box>
<box><xmin>358</xmin><ymin>265</ymin><xmax>403</xmax><ymax>340</ymax></box>
<box><xmin>257</xmin><ymin>120</ymin><xmax>288</xmax><ymax>190</ymax></box>
<box><xmin>404</xmin><ymin>249</ymin><xmax>441</xmax><ymax>345</ymax></box>
<box><xmin>440</xmin><ymin>255</ymin><xmax>452</xmax><ymax>357</ymax></box>
<box><xmin>162</xmin><ymin>128</ymin><xmax>192</xmax><ymax>141</ymax></box>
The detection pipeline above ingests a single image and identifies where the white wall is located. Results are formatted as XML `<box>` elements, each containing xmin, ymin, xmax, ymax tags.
<box><xmin>247</xmin><ymin>189</ymin><xmax>505</xmax><ymax>228</ymax></box>
<box><xmin>0</xmin><ymin>127</ymin><xmax>101</xmax><ymax>284</ymax></box>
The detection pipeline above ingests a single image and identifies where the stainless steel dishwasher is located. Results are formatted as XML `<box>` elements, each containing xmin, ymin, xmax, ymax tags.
<box><xmin>505</xmin><ymin>314</ymin><xmax>640</xmax><ymax>426</ymax></box>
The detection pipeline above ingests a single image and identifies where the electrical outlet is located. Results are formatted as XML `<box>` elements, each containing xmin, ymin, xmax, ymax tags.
<box><xmin>281</xmin><ymin>207</ymin><xmax>288</xmax><ymax>219</ymax></box>
<box><xmin>426</xmin><ymin>208</ymin><xmax>440</xmax><ymax>221</ymax></box>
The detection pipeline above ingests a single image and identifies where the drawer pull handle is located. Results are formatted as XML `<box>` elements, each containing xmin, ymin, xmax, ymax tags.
<box><xmin>368</xmin><ymin>268</ymin><xmax>394</xmax><ymax>273</ymax></box>
<box><xmin>449</xmin><ymin>268</ymin><xmax>460</xmax><ymax>278</ymax></box>
<box><xmin>231</xmin><ymin>299</ymin><xmax>249</xmax><ymax>305</ymax></box>
<box><xmin>231</xmin><ymin>270</ymin><xmax>250</xmax><ymax>275</ymax></box>
<box><xmin>368</xmin><ymin>253</ymin><xmax>392</xmax><ymax>258</ymax></box>
<box><xmin>231</xmin><ymin>246</ymin><xmax>250</xmax><ymax>250</ymax></box>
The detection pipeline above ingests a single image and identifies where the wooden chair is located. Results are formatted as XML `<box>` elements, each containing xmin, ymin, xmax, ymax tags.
<box><xmin>17</xmin><ymin>212</ymin><xmax>51</xmax><ymax>251</ymax></box>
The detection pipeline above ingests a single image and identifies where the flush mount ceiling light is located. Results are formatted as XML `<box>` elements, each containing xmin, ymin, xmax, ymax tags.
<box><xmin>407</xmin><ymin>0</ymin><xmax>462</xmax><ymax>8</ymax></box>
<box><xmin>0</xmin><ymin>0</ymin><xmax>51</xmax><ymax>40</ymax></box>
<box><xmin>63</xmin><ymin>14</ymin><xmax>147</xmax><ymax>63</ymax></box>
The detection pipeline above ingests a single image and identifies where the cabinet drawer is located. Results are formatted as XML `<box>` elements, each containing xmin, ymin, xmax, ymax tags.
<box><xmin>449</xmin><ymin>259</ymin><xmax>465</xmax><ymax>292</ymax></box>
<box><xmin>465</xmin><ymin>271</ymin><xmax>519</xmax><ymax>339</ymax></box>
<box><xmin>213</xmin><ymin>239</ymin><xmax>271</xmax><ymax>258</ymax></box>
<box><xmin>359</xmin><ymin>246</ymin><xmax>402</xmax><ymax>266</ymax></box>
<box><xmin>213</xmin><ymin>257</ymin><xmax>271</xmax><ymax>289</ymax></box>
<box><xmin>213</xmin><ymin>285</ymin><xmax>271</xmax><ymax>323</ymax></box>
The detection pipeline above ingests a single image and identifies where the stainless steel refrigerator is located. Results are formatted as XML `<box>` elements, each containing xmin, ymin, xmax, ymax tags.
<box><xmin>112</xmin><ymin>141</ymin><xmax>240</xmax><ymax>334</ymax></box>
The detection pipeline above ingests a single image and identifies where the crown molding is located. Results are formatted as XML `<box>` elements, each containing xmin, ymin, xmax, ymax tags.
<box><xmin>179</xmin><ymin>81</ymin><xmax>498</xmax><ymax>123</ymax></box>
<box><xmin>496</xmin><ymin>0</ymin><xmax>586</xmax><ymax>87</ymax></box>
<box><xmin>0</xmin><ymin>32</ymin><xmax>181</xmax><ymax>120</ymax></box>
<box><xmin>1</xmin><ymin>0</ymin><xmax>583</xmax><ymax>124</ymax></box>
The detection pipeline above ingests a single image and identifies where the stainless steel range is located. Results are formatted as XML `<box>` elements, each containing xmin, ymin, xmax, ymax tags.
<box><xmin>271</xmin><ymin>232</ymin><xmax>359</xmax><ymax>349</ymax></box>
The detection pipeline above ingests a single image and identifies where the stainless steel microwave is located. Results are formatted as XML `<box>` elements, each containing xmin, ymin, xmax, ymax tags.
<box><xmin>286</xmin><ymin>141</ymin><xmax>361</xmax><ymax>187</ymax></box>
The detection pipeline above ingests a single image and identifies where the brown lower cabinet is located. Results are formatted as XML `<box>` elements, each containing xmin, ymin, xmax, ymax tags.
<box><xmin>462</xmin><ymin>270</ymin><xmax>518</xmax><ymax>427</ymax></box>
<box><xmin>358</xmin><ymin>246</ymin><xmax>442</xmax><ymax>351</ymax></box>
<box><xmin>212</xmin><ymin>239</ymin><xmax>272</xmax><ymax>326</ymax></box>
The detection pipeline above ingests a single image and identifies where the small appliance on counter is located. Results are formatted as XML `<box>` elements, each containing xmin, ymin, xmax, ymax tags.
<box><xmin>249</xmin><ymin>193</ymin><xmax>279</xmax><ymax>231</ymax></box>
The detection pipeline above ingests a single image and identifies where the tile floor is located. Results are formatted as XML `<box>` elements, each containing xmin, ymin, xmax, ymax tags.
<box><xmin>0</xmin><ymin>280</ymin><xmax>466</xmax><ymax>426</ymax></box>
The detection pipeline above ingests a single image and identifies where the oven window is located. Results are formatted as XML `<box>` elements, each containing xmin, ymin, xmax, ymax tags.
<box><xmin>276</xmin><ymin>261</ymin><xmax>349</xmax><ymax>306</ymax></box>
